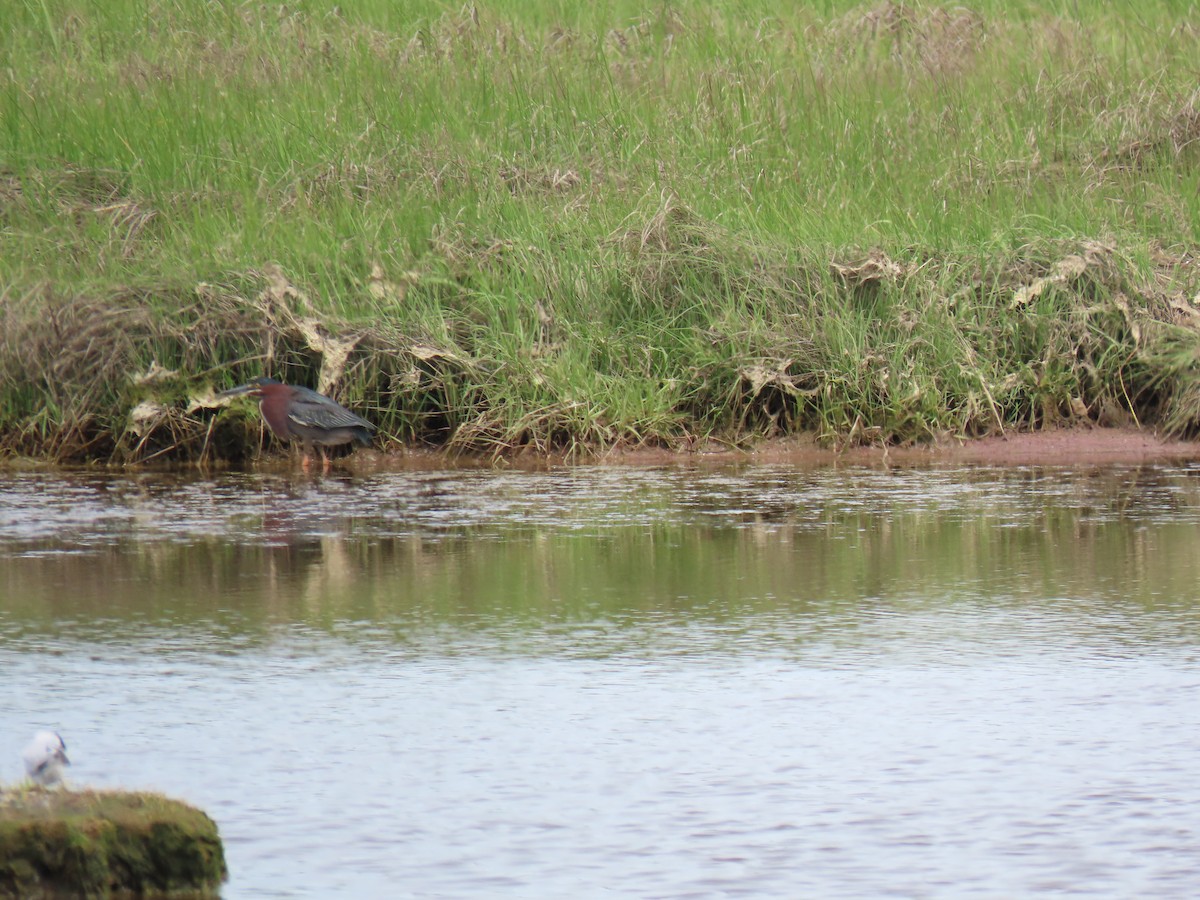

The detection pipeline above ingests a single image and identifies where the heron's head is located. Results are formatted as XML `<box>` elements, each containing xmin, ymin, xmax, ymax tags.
<box><xmin>217</xmin><ymin>376</ymin><xmax>283</xmax><ymax>399</ymax></box>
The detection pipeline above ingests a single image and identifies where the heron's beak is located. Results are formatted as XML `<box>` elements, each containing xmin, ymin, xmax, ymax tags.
<box><xmin>217</xmin><ymin>383</ymin><xmax>259</xmax><ymax>399</ymax></box>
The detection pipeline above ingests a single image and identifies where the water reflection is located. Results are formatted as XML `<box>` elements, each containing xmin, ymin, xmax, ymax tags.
<box><xmin>5</xmin><ymin>463</ymin><xmax>1200</xmax><ymax>898</ymax></box>
<box><xmin>4</xmin><ymin>464</ymin><xmax>1200</xmax><ymax>650</ymax></box>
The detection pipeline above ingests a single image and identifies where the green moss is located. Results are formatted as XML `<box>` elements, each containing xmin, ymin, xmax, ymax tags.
<box><xmin>0</xmin><ymin>787</ymin><xmax>226</xmax><ymax>898</ymax></box>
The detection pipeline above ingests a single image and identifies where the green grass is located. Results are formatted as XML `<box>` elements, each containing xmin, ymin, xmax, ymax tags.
<box><xmin>3</xmin><ymin>0</ymin><xmax>1200</xmax><ymax>460</ymax></box>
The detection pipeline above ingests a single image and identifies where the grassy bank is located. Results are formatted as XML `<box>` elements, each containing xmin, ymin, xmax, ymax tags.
<box><xmin>3</xmin><ymin>0</ymin><xmax>1200</xmax><ymax>461</ymax></box>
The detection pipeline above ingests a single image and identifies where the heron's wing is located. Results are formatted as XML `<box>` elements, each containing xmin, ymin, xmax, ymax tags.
<box><xmin>286</xmin><ymin>389</ymin><xmax>375</xmax><ymax>432</ymax></box>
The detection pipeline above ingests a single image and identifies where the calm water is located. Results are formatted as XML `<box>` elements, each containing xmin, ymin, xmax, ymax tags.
<box><xmin>4</xmin><ymin>462</ymin><xmax>1200</xmax><ymax>897</ymax></box>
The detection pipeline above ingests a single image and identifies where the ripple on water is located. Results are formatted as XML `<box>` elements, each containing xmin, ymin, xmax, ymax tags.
<box><xmin>3</xmin><ymin>464</ymin><xmax>1200</xmax><ymax>897</ymax></box>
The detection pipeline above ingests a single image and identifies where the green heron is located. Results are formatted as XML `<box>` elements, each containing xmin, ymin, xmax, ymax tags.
<box><xmin>219</xmin><ymin>376</ymin><xmax>375</xmax><ymax>471</ymax></box>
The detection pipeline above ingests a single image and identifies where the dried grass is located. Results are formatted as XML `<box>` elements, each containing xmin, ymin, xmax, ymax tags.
<box><xmin>825</xmin><ymin>1</ymin><xmax>989</xmax><ymax>79</ymax></box>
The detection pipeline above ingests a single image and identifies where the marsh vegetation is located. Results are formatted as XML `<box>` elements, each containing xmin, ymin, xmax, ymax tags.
<box><xmin>4</xmin><ymin>0</ymin><xmax>1200</xmax><ymax>461</ymax></box>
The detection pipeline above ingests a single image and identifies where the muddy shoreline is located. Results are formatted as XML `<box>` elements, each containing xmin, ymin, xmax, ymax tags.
<box><xmin>567</xmin><ymin>427</ymin><xmax>1200</xmax><ymax>468</ymax></box>
<box><xmin>336</xmin><ymin>426</ymin><xmax>1200</xmax><ymax>471</ymax></box>
<box><xmin>7</xmin><ymin>426</ymin><xmax>1196</xmax><ymax>472</ymax></box>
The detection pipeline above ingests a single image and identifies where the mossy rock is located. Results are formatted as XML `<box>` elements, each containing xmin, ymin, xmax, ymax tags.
<box><xmin>0</xmin><ymin>786</ymin><xmax>226</xmax><ymax>898</ymax></box>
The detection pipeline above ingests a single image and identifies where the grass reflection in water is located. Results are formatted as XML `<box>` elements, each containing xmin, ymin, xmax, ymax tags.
<box><xmin>3</xmin><ymin>464</ymin><xmax>1200</xmax><ymax>655</ymax></box>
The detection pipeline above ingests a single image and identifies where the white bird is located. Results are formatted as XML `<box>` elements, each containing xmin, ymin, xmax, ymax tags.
<box><xmin>22</xmin><ymin>731</ymin><xmax>70</xmax><ymax>786</ymax></box>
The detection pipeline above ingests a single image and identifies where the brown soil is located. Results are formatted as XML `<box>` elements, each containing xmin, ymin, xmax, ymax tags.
<box><xmin>198</xmin><ymin>425</ymin><xmax>1200</xmax><ymax>472</ymax></box>
<box><xmin>580</xmin><ymin>426</ymin><xmax>1200</xmax><ymax>468</ymax></box>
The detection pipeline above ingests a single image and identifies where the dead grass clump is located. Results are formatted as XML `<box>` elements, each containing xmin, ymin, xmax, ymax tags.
<box><xmin>1007</xmin><ymin>240</ymin><xmax>1118</xmax><ymax>308</ymax></box>
<box><xmin>831</xmin><ymin>249</ymin><xmax>906</xmax><ymax>289</ymax></box>
<box><xmin>970</xmin><ymin>240</ymin><xmax>1200</xmax><ymax>434</ymax></box>
<box><xmin>0</xmin><ymin>284</ymin><xmax>257</xmax><ymax>461</ymax></box>
<box><xmin>605</xmin><ymin>10</ymin><xmax>683</xmax><ymax>57</ymax></box>
<box><xmin>90</xmin><ymin>199</ymin><xmax>157</xmax><ymax>260</ymax></box>
<box><xmin>6</xmin><ymin>165</ymin><xmax>160</xmax><ymax>261</ymax></box>
<box><xmin>116</xmin><ymin>51</ymin><xmax>179</xmax><ymax>90</ymax></box>
<box><xmin>0</xmin><ymin>290</ymin><xmax>146</xmax><ymax>459</ymax></box>
<box><xmin>294</xmin><ymin>159</ymin><xmax>406</xmax><ymax>205</ymax></box>
<box><xmin>1167</xmin><ymin>93</ymin><xmax>1200</xmax><ymax>154</ymax></box>
<box><xmin>294</xmin><ymin>146</ymin><xmax>598</xmax><ymax>208</ymax></box>
<box><xmin>448</xmin><ymin>401</ymin><xmax>610</xmax><ymax>459</ymax></box>
<box><xmin>734</xmin><ymin>359</ymin><xmax>818</xmax><ymax>436</ymax></box>
<box><xmin>0</xmin><ymin>171</ymin><xmax>23</xmax><ymax>210</ymax></box>
<box><xmin>499</xmin><ymin>161</ymin><xmax>584</xmax><ymax>195</ymax></box>
<box><xmin>7</xmin><ymin>164</ymin><xmax>134</xmax><ymax>217</ymax></box>
<box><xmin>1119</xmin><ymin>244</ymin><xmax>1200</xmax><ymax>436</ymax></box>
<box><xmin>1089</xmin><ymin>87</ymin><xmax>1200</xmax><ymax>184</ymax></box>
<box><xmin>397</xmin><ymin>4</ymin><xmax>497</xmax><ymax>64</ymax></box>
<box><xmin>0</xmin><ymin>267</ymin><xmax>493</xmax><ymax>463</ymax></box>
<box><xmin>606</xmin><ymin>192</ymin><xmax>765</xmax><ymax>309</ymax></box>
<box><xmin>826</xmin><ymin>1</ymin><xmax>989</xmax><ymax>79</ymax></box>
<box><xmin>43</xmin><ymin>165</ymin><xmax>130</xmax><ymax>206</ymax></box>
